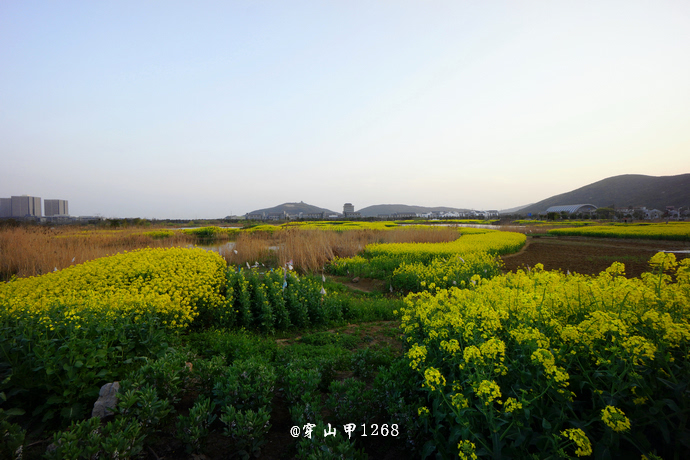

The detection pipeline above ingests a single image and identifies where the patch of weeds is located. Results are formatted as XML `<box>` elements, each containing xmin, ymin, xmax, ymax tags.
<box><xmin>276</xmin><ymin>343</ymin><xmax>350</xmax><ymax>368</ymax></box>
<box><xmin>185</xmin><ymin>328</ymin><xmax>277</xmax><ymax>363</ymax></box>
<box><xmin>212</xmin><ymin>357</ymin><xmax>276</xmax><ymax>412</ymax></box>
<box><xmin>383</xmin><ymin>324</ymin><xmax>402</xmax><ymax>338</ymax></box>
<box><xmin>343</xmin><ymin>297</ymin><xmax>402</xmax><ymax>323</ymax></box>
<box><xmin>326</xmin><ymin>378</ymin><xmax>377</xmax><ymax>427</ymax></box>
<box><xmin>277</xmin><ymin>344</ymin><xmax>351</xmax><ymax>391</ymax></box>
<box><xmin>350</xmin><ymin>347</ymin><xmax>396</xmax><ymax>382</ymax></box>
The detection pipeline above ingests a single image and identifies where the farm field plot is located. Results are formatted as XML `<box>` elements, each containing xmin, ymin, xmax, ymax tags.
<box><xmin>502</xmin><ymin>236</ymin><xmax>690</xmax><ymax>277</ymax></box>
<box><xmin>547</xmin><ymin>222</ymin><xmax>690</xmax><ymax>241</ymax></box>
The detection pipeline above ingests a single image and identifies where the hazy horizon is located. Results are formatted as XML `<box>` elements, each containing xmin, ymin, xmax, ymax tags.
<box><xmin>2</xmin><ymin>1</ymin><xmax>689</xmax><ymax>219</ymax></box>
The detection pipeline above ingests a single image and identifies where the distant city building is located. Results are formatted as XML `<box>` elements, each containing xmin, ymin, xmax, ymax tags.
<box><xmin>45</xmin><ymin>199</ymin><xmax>69</xmax><ymax>216</ymax></box>
<box><xmin>10</xmin><ymin>195</ymin><xmax>42</xmax><ymax>217</ymax></box>
<box><xmin>0</xmin><ymin>198</ymin><xmax>11</xmax><ymax>218</ymax></box>
<box><xmin>393</xmin><ymin>212</ymin><xmax>417</xmax><ymax>219</ymax></box>
<box><xmin>343</xmin><ymin>203</ymin><xmax>361</xmax><ymax>218</ymax></box>
<box><xmin>267</xmin><ymin>212</ymin><xmax>287</xmax><ymax>221</ymax></box>
<box><xmin>245</xmin><ymin>212</ymin><xmax>266</xmax><ymax>220</ymax></box>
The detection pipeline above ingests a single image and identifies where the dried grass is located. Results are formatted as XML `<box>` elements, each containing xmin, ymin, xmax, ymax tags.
<box><xmin>220</xmin><ymin>231</ymin><xmax>276</xmax><ymax>266</ymax></box>
<box><xmin>221</xmin><ymin>226</ymin><xmax>461</xmax><ymax>273</ymax></box>
<box><xmin>0</xmin><ymin>225</ymin><xmax>463</xmax><ymax>280</ymax></box>
<box><xmin>0</xmin><ymin>226</ymin><xmax>196</xmax><ymax>280</ymax></box>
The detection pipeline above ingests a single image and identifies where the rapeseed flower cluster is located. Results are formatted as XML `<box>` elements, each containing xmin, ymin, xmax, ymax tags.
<box><xmin>392</xmin><ymin>251</ymin><xmax>505</xmax><ymax>292</ymax></box>
<box><xmin>601</xmin><ymin>406</ymin><xmax>631</xmax><ymax>432</ymax></box>
<box><xmin>406</xmin><ymin>343</ymin><xmax>427</xmax><ymax>370</ymax></box>
<box><xmin>503</xmin><ymin>397</ymin><xmax>522</xmax><ymax>414</ymax></box>
<box><xmin>400</xmin><ymin>252</ymin><xmax>690</xmax><ymax>457</ymax></box>
<box><xmin>457</xmin><ymin>440</ymin><xmax>477</xmax><ymax>460</ymax></box>
<box><xmin>424</xmin><ymin>367</ymin><xmax>446</xmax><ymax>391</ymax></box>
<box><xmin>560</xmin><ymin>428</ymin><xmax>592</xmax><ymax>456</ymax></box>
<box><xmin>474</xmin><ymin>380</ymin><xmax>502</xmax><ymax>405</ymax></box>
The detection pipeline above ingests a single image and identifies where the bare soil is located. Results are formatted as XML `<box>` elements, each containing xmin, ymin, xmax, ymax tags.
<box><xmin>330</xmin><ymin>276</ymin><xmax>387</xmax><ymax>293</ymax></box>
<box><xmin>501</xmin><ymin>236</ymin><xmax>690</xmax><ymax>278</ymax></box>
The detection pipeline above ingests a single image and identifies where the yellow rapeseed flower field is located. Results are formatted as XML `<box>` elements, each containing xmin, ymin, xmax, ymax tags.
<box><xmin>400</xmin><ymin>252</ymin><xmax>690</xmax><ymax>457</ymax></box>
<box><xmin>548</xmin><ymin>222</ymin><xmax>690</xmax><ymax>241</ymax></box>
<box><xmin>365</xmin><ymin>230</ymin><xmax>526</xmax><ymax>261</ymax></box>
<box><xmin>0</xmin><ymin>247</ymin><xmax>227</xmax><ymax>330</ymax></box>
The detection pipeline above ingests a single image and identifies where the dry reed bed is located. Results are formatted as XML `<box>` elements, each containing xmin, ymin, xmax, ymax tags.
<box><xmin>0</xmin><ymin>226</ymin><xmax>197</xmax><ymax>280</ymax></box>
<box><xmin>0</xmin><ymin>225</ymin><xmax>461</xmax><ymax>280</ymax></box>
<box><xmin>221</xmin><ymin>226</ymin><xmax>461</xmax><ymax>273</ymax></box>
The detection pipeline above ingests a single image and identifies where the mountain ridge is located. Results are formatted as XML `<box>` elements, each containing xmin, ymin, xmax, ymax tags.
<box><xmin>517</xmin><ymin>174</ymin><xmax>690</xmax><ymax>215</ymax></box>
<box><xmin>248</xmin><ymin>202</ymin><xmax>336</xmax><ymax>215</ymax></box>
<box><xmin>356</xmin><ymin>204</ymin><xmax>471</xmax><ymax>217</ymax></box>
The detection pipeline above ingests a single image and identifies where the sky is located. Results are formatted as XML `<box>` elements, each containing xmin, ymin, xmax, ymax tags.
<box><xmin>1</xmin><ymin>1</ymin><xmax>689</xmax><ymax>219</ymax></box>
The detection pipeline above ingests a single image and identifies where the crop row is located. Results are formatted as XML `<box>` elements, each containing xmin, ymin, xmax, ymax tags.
<box><xmin>224</xmin><ymin>269</ymin><xmax>346</xmax><ymax>333</ymax></box>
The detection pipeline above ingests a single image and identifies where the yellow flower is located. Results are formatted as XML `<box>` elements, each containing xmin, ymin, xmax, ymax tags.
<box><xmin>440</xmin><ymin>339</ymin><xmax>461</xmax><ymax>355</ymax></box>
<box><xmin>451</xmin><ymin>393</ymin><xmax>469</xmax><ymax>410</ymax></box>
<box><xmin>474</xmin><ymin>380</ymin><xmax>501</xmax><ymax>405</ymax></box>
<box><xmin>463</xmin><ymin>345</ymin><xmax>482</xmax><ymax>364</ymax></box>
<box><xmin>424</xmin><ymin>367</ymin><xmax>446</xmax><ymax>392</ymax></box>
<box><xmin>418</xmin><ymin>406</ymin><xmax>430</xmax><ymax>416</ymax></box>
<box><xmin>457</xmin><ymin>440</ymin><xmax>477</xmax><ymax>460</ymax></box>
<box><xmin>560</xmin><ymin>428</ymin><xmax>592</xmax><ymax>456</ymax></box>
<box><xmin>406</xmin><ymin>344</ymin><xmax>427</xmax><ymax>370</ymax></box>
<box><xmin>601</xmin><ymin>406</ymin><xmax>631</xmax><ymax>432</ymax></box>
<box><xmin>504</xmin><ymin>397</ymin><xmax>522</xmax><ymax>414</ymax></box>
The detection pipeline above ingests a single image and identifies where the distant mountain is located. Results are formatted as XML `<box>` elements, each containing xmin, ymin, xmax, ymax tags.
<box><xmin>499</xmin><ymin>203</ymin><xmax>533</xmax><ymax>214</ymax></box>
<box><xmin>518</xmin><ymin>174</ymin><xmax>690</xmax><ymax>216</ymax></box>
<box><xmin>357</xmin><ymin>204</ymin><xmax>471</xmax><ymax>217</ymax></box>
<box><xmin>248</xmin><ymin>202</ymin><xmax>336</xmax><ymax>215</ymax></box>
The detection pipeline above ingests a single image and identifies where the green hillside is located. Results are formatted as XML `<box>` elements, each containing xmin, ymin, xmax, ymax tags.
<box><xmin>518</xmin><ymin>174</ymin><xmax>690</xmax><ymax>216</ymax></box>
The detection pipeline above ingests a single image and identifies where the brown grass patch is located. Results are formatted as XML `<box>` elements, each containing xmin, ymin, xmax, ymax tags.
<box><xmin>221</xmin><ymin>226</ymin><xmax>460</xmax><ymax>272</ymax></box>
<box><xmin>0</xmin><ymin>225</ymin><xmax>462</xmax><ymax>280</ymax></box>
<box><xmin>0</xmin><ymin>226</ymin><xmax>196</xmax><ymax>280</ymax></box>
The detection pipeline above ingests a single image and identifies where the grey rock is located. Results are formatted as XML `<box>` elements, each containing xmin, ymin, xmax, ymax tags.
<box><xmin>91</xmin><ymin>381</ymin><xmax>120</xmax><ymax>418</ymax></box>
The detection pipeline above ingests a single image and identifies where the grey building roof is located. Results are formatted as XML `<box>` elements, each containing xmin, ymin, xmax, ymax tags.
<box><xmin>545</xmin><ymin>204</ymin><xmax>598</xmax><ymax>214</ymax></box>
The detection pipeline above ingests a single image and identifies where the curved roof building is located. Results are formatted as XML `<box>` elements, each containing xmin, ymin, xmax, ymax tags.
<box><xmin>545</xmin><ymin>204</ymin><xmax>598</xmax><ymax>214</ymax></box>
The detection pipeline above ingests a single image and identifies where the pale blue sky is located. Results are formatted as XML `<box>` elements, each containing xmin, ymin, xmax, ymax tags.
<box><xmin>1</xmin><ymin>1</ymin><xmax>689</xmax><ymax>218</ymax></box>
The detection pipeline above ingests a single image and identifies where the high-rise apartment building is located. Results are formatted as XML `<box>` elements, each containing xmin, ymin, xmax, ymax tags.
<box><xmin>0</xmin><ymin>198</ymin><xmax>11</xmax><ymax>218</ymax></box>
<box><xmin>45</xmin><ymin>199</ymin><xmax>69</xmax><ymax>216</ymax></box>
<box><xmin>343</xmin><ymin>203</ymin><xmax>355</xmax><ymax>214</ymax></box>
<box><xmin>11</xmin><ymin>195</ymin><xmax>41</xmax><ymax>217</ymax></box>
